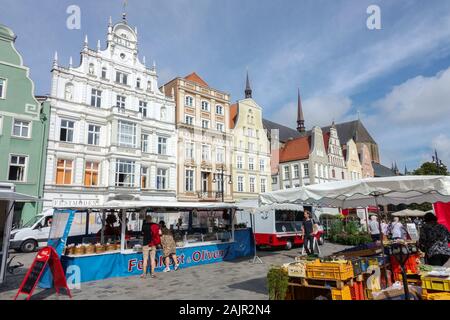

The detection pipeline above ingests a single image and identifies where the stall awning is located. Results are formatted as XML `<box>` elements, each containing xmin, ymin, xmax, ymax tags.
<box><xmin>0</xmin><ymin>190</ymin><xmax>38</xmax><ymax>202</ymax></box>
<box><xmin>252</xmin><ymin>203</ymin><xmax>304</xmax><ymax>213</ymax></box>
<box><xmin>391</xmin><ymin>209</ymin><xmax>426</xmax><ymax>217</ymax></box>
<box><xmin>54</xmin><ymin>200</ymin><xmax>238</xmax><ymax>210</ymax></box>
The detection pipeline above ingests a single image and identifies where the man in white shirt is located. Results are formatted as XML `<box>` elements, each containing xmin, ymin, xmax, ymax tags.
<box><xmin>368</xmin><ymin>215</ymin><xmax>381</xmax><ymax>242</ymax></box>
<box><xmin>390</xmin><ymin>217</ymin><xmax>405</xmax><ymax>240</ymax></box>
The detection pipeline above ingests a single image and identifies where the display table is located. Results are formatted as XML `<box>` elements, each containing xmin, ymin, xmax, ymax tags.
<box><xmin>40</xmin><ymin>229</ymin><xmax>253</xmax><ymax>286</ymax></box>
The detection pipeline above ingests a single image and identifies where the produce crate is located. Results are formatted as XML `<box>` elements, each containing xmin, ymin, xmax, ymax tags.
<box><xmin>331</xmin><ymin>286</ymin><xmax>352</xmax><ymax>300</ymax></box>
<box><xmin>421</xmin><ymin>277</ymin><xmax>450</xmax><ymax>292</ymax></box>
<box><xmin>306</xmin><ymin>260</ymin><xmax>354</xmax><ymax>281</ymax></box>
<box><xmin>423</xmin><ymin>292</ymin><xmax>450</xmax><ymax>300</ymax></box>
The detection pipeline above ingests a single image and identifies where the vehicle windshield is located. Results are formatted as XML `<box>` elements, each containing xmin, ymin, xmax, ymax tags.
<box><xmin>22</xmin><ymin>215</ymin><xmax>43</xmax><ymax>228</ymax></box>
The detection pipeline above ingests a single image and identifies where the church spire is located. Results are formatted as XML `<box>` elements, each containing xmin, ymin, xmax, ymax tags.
<box><xmin>296</xmin><ymin>88</ymin><xmax>305</xmax><ymax>133</ymax></box>
<box><xmin>245</xmin><ymin>70</ymin><xmax>252</xmax><ymax>99</ymax></box>
<box><xmin>122</xmin><ymin>0</ymin><xmax>128</xmax><ymax>22</ymax></box>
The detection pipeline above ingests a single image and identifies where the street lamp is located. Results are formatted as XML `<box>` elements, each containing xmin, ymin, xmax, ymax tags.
<box><xmin>212</xmin><ymin>167</ymin><xmax>232</xmax><ymax>202</ymax></box>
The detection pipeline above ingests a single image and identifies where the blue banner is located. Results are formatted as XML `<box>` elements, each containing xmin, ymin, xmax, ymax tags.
<box><xmin>40</xmin><ymin>229</ymin><xmax>253</xmax><ymax>285</ymax></box>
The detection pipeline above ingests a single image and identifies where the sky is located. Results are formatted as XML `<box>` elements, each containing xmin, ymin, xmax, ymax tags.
<box><xmin>1</xmin><ymin>0</ymin><xmax>450</xmax><ymax>171</ymax></box>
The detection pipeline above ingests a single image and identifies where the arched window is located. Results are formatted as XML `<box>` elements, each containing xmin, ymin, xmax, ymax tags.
<box><xmin>64</xmin><ymin>83</ymin><xmax>74</xmax><ymax>101</ymax></box>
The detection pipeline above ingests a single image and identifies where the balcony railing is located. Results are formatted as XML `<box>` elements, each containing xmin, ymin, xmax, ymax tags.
<box><xmin>196</xmin><ymin>191</ymin><xmax>224</xmax><ymax>200</ymax></box>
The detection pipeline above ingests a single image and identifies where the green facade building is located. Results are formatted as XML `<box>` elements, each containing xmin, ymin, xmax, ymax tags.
<box><xmin>0</xmin><ymin>24</ymin><xmax>49</xmax><ymax>224</ymax></box>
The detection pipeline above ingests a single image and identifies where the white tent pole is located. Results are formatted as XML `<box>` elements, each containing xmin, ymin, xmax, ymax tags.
<box><xmin>251</xmin><ymin>209</ymin><xmax>263</xmax><ymax>264</ymax></box>
<box><xmin>120</xmin><ymin>209</ymin><xmax>126</xmax><ymax>252</ymax></box>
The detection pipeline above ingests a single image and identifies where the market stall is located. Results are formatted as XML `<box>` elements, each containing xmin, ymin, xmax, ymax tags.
<box><xmin>0</xmin><ymin>183</ymin><xmax>38</xmax><ymax>285</ymax></box>
<box><xmin>39</xmin><ymin>201</ymin><xmax>254</xmax><ymax>288</ymax></box>
<box><xmin>261</xmin><ymin>176</ymin><xmax>450</xmax><ymax>300</ymax></box>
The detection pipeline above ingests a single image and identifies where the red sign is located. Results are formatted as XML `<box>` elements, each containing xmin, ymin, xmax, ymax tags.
<box><xmin>14</xmin><ymin>246</ymin><xmax>71</xmax><ymax>300</ymax></box>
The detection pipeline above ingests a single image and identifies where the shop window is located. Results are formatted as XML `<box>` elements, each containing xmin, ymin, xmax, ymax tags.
<box><xmin>56</xmin><ymin>159</ymin><xmax>73</xmax><ymax>185</ymax></box>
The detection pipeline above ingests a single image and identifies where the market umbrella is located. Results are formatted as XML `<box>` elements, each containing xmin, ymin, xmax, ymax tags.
<box><xmin>391</xmin><ymin>209</ymin><xmax>426</xmax><ymax>217</ymax></box>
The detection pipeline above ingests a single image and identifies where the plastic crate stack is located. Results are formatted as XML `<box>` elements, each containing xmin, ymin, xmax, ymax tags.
<box><xmin>421</xmin><ymin>276</ymin><xmax>450</xmax><ymax>300</ymax></box>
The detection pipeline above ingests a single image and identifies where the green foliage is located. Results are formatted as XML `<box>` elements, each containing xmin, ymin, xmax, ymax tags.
<box><xmin>408</xmin><ymin>202</ymin><xmax>433</xmax><ymax>212</ymax></box>
<box><xmin>330</xmin><ymin>219</ymin><xmax>343</xmax><ymax>238</ymax></box>
<box><xmin>344</xmin><ymin>221</ymin><xmax>360</xmax><ymax>236</ymax></box>
<box><xmin>413</xmin><ymin>162</ymin><xmax>448</xmax><ymax>176</ymax></box>
<box><xmin>328</xmin><ymin>219</ymin><xmax>372</xmax><ymax>245</ymax></box>
<box><xmin>267</xmin><ymin>267</ymin><xmax>289</xmax><ymax>300</ymax></box>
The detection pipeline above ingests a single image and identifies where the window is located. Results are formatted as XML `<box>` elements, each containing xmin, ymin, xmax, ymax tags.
<box><xmin>247</xmin><ymin>128</ymin><xmax>254</xmax><ymax>137</ymax></box>
<box><xmin>87</xmin><ymin>124</ymin><xmax>100</xmax><ymax>145</ymax></box>
<box><xmin>139</xmin><ymin>101</ymin><xmax>147</xmax><ymax>117</ymax></box>
<box><xmin>117</xmin><ymin>121</ymin><xmax>136</xmax><ymax>148</ymax></box>
<box><xmin>201</xmin><ymin>145</ymin><xmax>210</xmax><ymax>161</ymax></box>
<box><xmin>216</xmin><ymin>123</ymin><xmax>224</xmax><ymax>132</ymax></box>
<box><xmin>341</xmin><ymin>172</ymin><xmax>345</xmax><ymax>180</ymax></box>
<box><xmin>237</xmin><ymin>155</ymin><xmax>243</xmax><ymax>169</ymax></box>
<box><xmin>201</xmin><ymin>120</ymin><xmax>209</xmax><ymax>129</ymax></box>
<box><xmin>304</xmin><ymin>163</ymin><xmax>309</xmax><ymax>177</ymax></box>
<box><xmin>141</xmin><ymin>166</ymin><xmax>149</xmax><ymax>189</ymax></box>
<box><xmin>201</xmin><ymin>101</ymin><xmax>209</xmax><ymax>111</ymax></box>
<box><xmin>0</xmin><ymin>115</ymin><xmax>3</xmax><ymax>134</ymax></box>
<box><xmin>185</xmin><ymin>169</ymin><xmax>194</xmax><ymax>192</ymax></box>
<box><xmin>12</xmin><ymin>119</ymin><xmax>30</xmax><ymax>138</ymax></box>
<box><xmin>185</xmin><ymin>96</ymin><xmax>194</xmax><ymax>107</ymax></box>
<box><xmin>136</xmin><ymin>77</ymin><xmax>141</xmax><ymax>89</ymax></box>
<box><xmin>216</xmin><ymin>148</ymin><xmax>224</xmax><ymax>163</ymax></box>
<box><xmin>88</xmin><ymin>63</ymin><xmax>95</xmax><ymax>75</ymax></box>
<box><xmin>90</xmin><ymin>89</ymin><xmax>102</xmax><ymax>108</ymax></box>
<box><xmin>8</xmin><ymin>155</ymin><xmax>27</xmax><ymax>181</ymax></box>
<box><xmin>293</xmin><ymin>164</ymin><xmax>299</xmax><ymax>178</ymax></box>
<box><xmin>116</xmin><ymin>95</ymin><xmax>126</xmax><ymax>110</ymax></box>
<box><xmin>248</xmin><ymin>157</ymin><xmax>254</xmax><ymax>170</ymax></box>
<box><xmin>101</xmin><ymin>67</ymin><xmax>107</xmax><ymax>79</ymax></box>
<box><xmin>115</xmin><ymin>71</ymin><xmax>128</xmax><ymax>85</ymax></box>
<box><xmin>248</xmin><ymin>142</ymin><xmax>254</xmax><ymax>152</ymax></box>
<box><xmin>332</xmin><ymin>169</ymin><xmax>336</xmax><ymax>179</ymax></box>
<box><xmin>185</xmin><ymin>142</ymin><xmax>194</xmax><ymax>159</ymax></box>
<box><xmin>185</xmin><ymin>115</ymin><xmax>194</xmax><ymax>125</ymax></box>
<box><xmin>141</xmin><ymin>134</ymin><xmax>149</xmax><ymax>153</ymax></box>
<box><xmin>216</xmin><ymin>105</ymin><xmax>223</xmax><ymax>115</ymax></box>
<box><xmin>239</xmin><ymin>141</ymin><xmax>243</xmax><ymax>149</ymax></box>
<box><xmin>147</xmin><ymin>80</ymin><xmax>152</xmax><ymax>92</ymax></box>
<box><xmin>237</xmin><ymin>176</ymin><xmax>244</xmax><ymax>192</ymax></box>
<box><xmin>158</xmin><ymin>137</ymin><xmax>167</xmax><ymax>155</ymax></box>
<box><xmin>56</xmin><ymin>159</ymin><xmax>73</xmax><ymax>185</ymax></box>
<box><xmin>249</xmin><ymin>177</ymin><xmax>255</xmax><ymax>193</ymax></box>
<box><xmin>156</xmin><ymin>168</ymin><xmax>168</xmax><ymax>190</ymax></box>
<box><xmin>260</xmin><ymin>178</ymin><xmax>267</xmax><ymax>193</ymax></box>
<box><xmin>60</xmin><ymin>119</ymin><xmax>74</xmax><ymax>142</ymax></box>
<box><xmin>84</xmin><ymin>161</ymin><xmax>99</xmax><ymax>187</ymax></box>
<box><xmin>260</xmin><ymin>159</ymin><xmax>265</xmax><ymax>172</ymax></box>
<box><xmin>283</xmin><ymin>166</ymin><xmax>290</xmax><ymax>180</ymax></box>
<box><xmin>0</xmin><ymin>78</ymin><xmax>6</xmax><ymax>98</ymax></box>
<box><xmin>272</xmin><ymin>176</ymin><xmax>277</xmax><ymax>185</ymax></box>
<box><xmin>315</xmin><ymin>163</ymin><xmax>319</xmax><ymax>177</ymax></box>
<box><xmin>115</xmin><ymin>159</ymin><xmax>135</xmax><ymax>187</ymax></box>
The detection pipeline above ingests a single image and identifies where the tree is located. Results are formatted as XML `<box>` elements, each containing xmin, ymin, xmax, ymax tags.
<box><xmin>413</xmin><ymin>162</ymin><xmax>448</xmax><ymax>176</ymax></box>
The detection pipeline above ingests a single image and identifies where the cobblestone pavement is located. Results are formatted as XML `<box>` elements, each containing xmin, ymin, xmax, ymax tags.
<box><xmin>0</xmin><ymin>242</ymin><xmax>349</xmax><ymax>300</ymax></box>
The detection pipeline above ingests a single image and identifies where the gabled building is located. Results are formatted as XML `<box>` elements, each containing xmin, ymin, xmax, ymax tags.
<box><xmin>326</xmin><ymin>122</ymin><xmax>347</xmax><ymax>181</ymax></box>
<box><xmin>43</xmin><ymin>16</ymin><xmax>177</xmax><ymax>209</ymax></box>
<box><xmin>230</xmin><ymin>72</ymin><xmax>272</xmax><ymax>200</ymax></box>
<box><xmin>344</xmin><ymin>139</ymin><xmax>362</xmax><ymax>180</ymax></box>
<box><xmin>0</xmin><ymin>24</ymin><xmax>50</xmax><ymax>224</ymax></box>
<box><xmin>163</xmin><ymin>72</ymin><xmax>233</xmax><ymax>202</ymax></box>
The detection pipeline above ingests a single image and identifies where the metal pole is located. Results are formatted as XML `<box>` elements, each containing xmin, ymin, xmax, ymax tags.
<box><xmin>374</xmin><ymin>194</ymin><xmax>389</xmax><ymax>289</ymax></box>
<box><xmin>221</xmin><ymin>168</ymin><xmax>224</xmax><ymax>203</ymax></box>
<box><xmin>0</xmin><ymin>201</ymin><xmax>14</xmax><ymax>285</ymax></box>
<box><xmin>120</xmin><ymin>209</ymin><xmax>126</xmax><ymax>252</ymax></box>
<box><xmin>100</xmin><ymin>210</ymin><xmax>105</xmax><ymax>244</ymax></box>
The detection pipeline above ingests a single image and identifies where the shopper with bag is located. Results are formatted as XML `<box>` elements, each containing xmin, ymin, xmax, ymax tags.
<box><xmin>141</xmin><ymin>215</ymin><xmax>161</xmax><ymax>278</ymax></box>
<box><xmin>159</xmin><ymin>221</ymin><xmax>180</xmax><ymax>272</ymax></box>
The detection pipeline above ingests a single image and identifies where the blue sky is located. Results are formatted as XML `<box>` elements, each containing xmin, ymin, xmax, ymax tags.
<box><xmin>2</xmin><ymin>0</ymin><xmax>450</xmax><ymax>170</ymax></box>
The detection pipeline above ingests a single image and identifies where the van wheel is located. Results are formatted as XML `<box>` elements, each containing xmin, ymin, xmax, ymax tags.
<box><xmin>285</xmin><ymin>240</ymin><xmax>293</xmax><ymax>250</ymax></box>
<box><xmin>21</xmin><ymin>240</ymin><xmax>37</xmax><ymax>253</ymax></box>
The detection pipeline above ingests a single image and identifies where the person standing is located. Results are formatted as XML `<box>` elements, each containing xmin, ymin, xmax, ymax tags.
<box><xmin>141</xmin><ymin>216</ymin><xmax>161</xmax><ymax>278</ymax></box>
<box><xmin>159</xmin><ymin>221</ymin><xmax>180</xmax><ymax>272</ymax></box>
<box><xmin>302</xmin><ymin>211</ymin><xmax>315</xmax><ymax>255</ymax></box>
<box><xmin>419</xmin><ymin>212</ymin><xmax>450</xmax><ymax>266</ymax></box>
<box><xmin>368</xmin><ymin>215</ymin><xmax>381</xmax><ymax>242</ymax></box>
<box><xmin>389</xmin><ymin>217</ymin><xmax>406</xmax><ymax>240</ymax></box>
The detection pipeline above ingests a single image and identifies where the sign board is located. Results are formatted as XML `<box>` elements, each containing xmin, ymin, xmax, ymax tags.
<box><xmin>406</xmin><ymin>223</ymin><xmax>419</xmax><ymax>241</ymax></box>
<box><xmin>52</xmin><ymin>199</ymin><xmax>101</xmax><ymax>208</ymax></box>
<box><xmin>356</xmin><ymin>208</ymin><xmax>367</xmax><ymax>220</ymax></box>
<box><xmin>14</xmin><ymin>247</ymin><xmax>71</xmax><ymax>300</ymax></box>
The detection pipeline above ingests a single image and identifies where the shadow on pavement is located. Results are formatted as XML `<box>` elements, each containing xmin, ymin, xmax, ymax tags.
<box><xmin>227</xmin><ymin>277</ymin><xmax>267</xmax><ymax>296</ymax></box>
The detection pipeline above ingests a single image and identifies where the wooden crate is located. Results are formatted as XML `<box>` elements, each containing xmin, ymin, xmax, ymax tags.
<box><xmin>288</xmin><ymin>262</ymin><xmax>307</xmax><ymax>278</ymax></box>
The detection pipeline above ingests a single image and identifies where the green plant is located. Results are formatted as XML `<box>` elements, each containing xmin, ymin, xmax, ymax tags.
<box><xmin>344</xmin><ymin>221</ymin><xmax>360</xmax><ymax>236</ymax></box>
<box><xmin>329</xmin><ymin>219</ymin><xmax>343</xmax><ymax>238</ymax></box>
<box><xmin>267</xmin><ymin>267</ymin><xmax>289</xmax><ymax>300</ymax></box>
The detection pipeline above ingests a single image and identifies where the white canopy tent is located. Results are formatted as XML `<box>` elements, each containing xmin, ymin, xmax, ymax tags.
<box><xmin>259</xmin><ymin>176</ymin><xmax>450</xmax><ymax>208</ymax></box>
<box><xmin>391</xmin><ymin>209</ymin><xmax>426</xmax><ymax>217</ymax></box>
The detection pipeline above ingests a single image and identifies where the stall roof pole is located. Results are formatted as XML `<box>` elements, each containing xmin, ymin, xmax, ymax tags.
<box><xmin>120</xmin><ymin>209</ymin><xmax>126</xmax><ymax>252</ymax></box>
<box><xmin>100</xmin><ymin>210</ymin><xmax>105</xmax><ymax>245</ymax></box>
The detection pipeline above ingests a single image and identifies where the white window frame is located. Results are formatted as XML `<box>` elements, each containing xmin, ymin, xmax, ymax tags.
<box><xmin>201</xmin><ymin>144</ymin><xmax>210</xmax><ymax>161</ymax></box>
<box><xmin>12</xmin><ymin>118</ymin><xmax>31</xmax><ymax>138</ymax></box>
<box><xmin>249</xmin><ymin>176</ymin><xmax>256</xmax><ymax>193</ymax></box>
<box><xmin>156</xmin><ymin>168</ymin><xmax>168</xmax><ymax>190</ymax></box>
<box><xmin>115</xmin><ymin>71</ymin><xmax>128</xmax><ymax>85</ymax></box>
<box><xmin>201</xmin><ymin>119</ymin><xmax>209</xmax><ymax>129</ymax></box>
<box><xmin>237</xmin><ymin>155</ymin><xmax>243</xmax><ymax>169</ymax></box>
<box><xmin>283</xmin><ymin>166</ymin><xmax>290</xmax><ymax>180</ymax></box>
<box><xmin>59</xmin><ymin>119</ymin><xmax>74</xmax><ymax>142</ymax></box>
<box><xmin>141</xmin><ymin>166</ymin><xmax>149</xmax><ymax>189</ymax></box>
<box><xmin>87</xmin><ymin>124</ymin><xmax>101</xmax><ymax>146</ymax></box>
<box><xmin>136</xmin><ymin>77</ymin><xmax>141</xmax><ymax>89</ymax></box>
<box><xmin>185</xmin><ymin>95</ymin><xmax>194</xmax><ymax>107</ymax></box>
<box><xmin>141</xmin><ymin>134</ymin><xmax>149</xmax><ymax>153</ymax></box>
<box><xmin>0</xmin><ymin>78</ymin><xmax>7</xmax><ymax>99</ymax></box>
<box><xmin>216</xmin><ymin>147</ymin><xmax>224</xmax><ymax>163</ymax></box>
<box><xmin>303</xmin><ymin>163</ymin><xmax>309</xmax><ymax>177</ymax></box>
<box><xmin>0</xmin><ymin>115</ymin><xmax>3</xmax><ymax>135</ymax></box>
<box><xmin>216</xmin><ymin>105</ymin><xmax>223</xmax><ymax>115</ymax></box>
<box><xmin>101</xmin><ymin>67</ymin><xmax>107</xmax><ymax>79</ymax></box>
<box><xmin>117</xmin><ymin>121</ymin><xmax>136</xmax><ymax>148</ymax></box>
<box><xmin>115</xmin><ymin>159</ymin><xmax>135</xmax><ymax>187</ymax></box>
<box><xmin>260</xmin><ymin>178</ymin><xmax>267</xmax><ymax>193</ymax></box>
<box><xmin>139</xmin><ymin>101</ymin><xmax>148</xmax><ymax>117</ymax></box>
<box><xmin>201</xmin><ymin>100</ymin><xmax>210</xmax><ymax>111</ymax></box>
<box><xmin>185</xmin><ymin>169</ymin><xmax>194</xmax><ymax>192</ymax></box>
<box><xmin>260</xmin><ymin>159</ymin><xmax>265</xmax><ymax>172</ymax></box>
<box><xmin>248</xmin><ymin>157</ymin><xmax>254</xmax><ymax>171</ymax></box>
<box><xmin>237</xmin><ymin>176</ymin><xmax>244</xmax><ymax>192</ymax></box>
<box><xmin>185</xmin><ymin>142</ymin><xmax>194</xmax><ymax>159</ymax></box>
<box><xmin>293</xmin><ymin>164</ymin><xmax>299</xmax><ymax>179</ymax></box>
<box><xmin>90</xmin><ymin>89</ymin><xmax>102</xmax><ymax>108</ymax></box>
<box><xmin>216</xmin><ymin>122</ymin><xmax>224</xmax><ymax>132</ymax></box>
<box><xmin>185</xmin><ymin>115</ymin><xmax>194</xmax><ymax>125</ymax></box>
<box><xmin>7</xmin><ymin>154</ymin><xmax>28</xmax><ymax>182</ymax></box>
<box><xmin>116</xmin><ymin>95</ymin><xmax>126</xmax><ymax>110</ymax></box>
<box><xmin>158</xmin><ymin>136</ymin><xmax>167</xmax><ymax>155</ymax></box>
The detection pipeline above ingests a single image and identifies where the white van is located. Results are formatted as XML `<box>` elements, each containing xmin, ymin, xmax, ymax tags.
<box><xmin>9</xmin><ymin>209</ymin><xmax>54</xmax><ymax>253</ymax></box>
